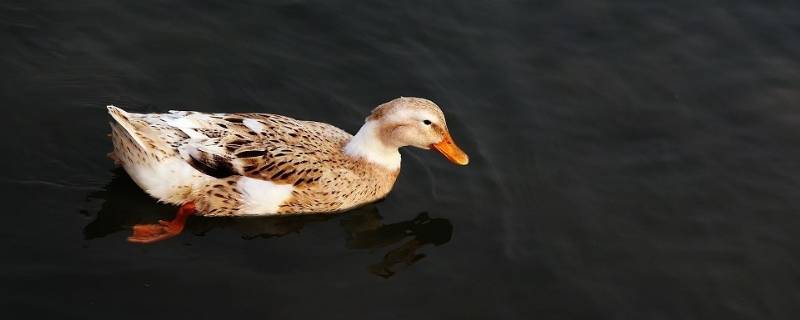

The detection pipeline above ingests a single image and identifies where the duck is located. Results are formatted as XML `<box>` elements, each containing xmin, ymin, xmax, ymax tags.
<box><xmin>107</xmin><ymin>97</ymin><xmax>469</xmax><ymax>243</ymax></box>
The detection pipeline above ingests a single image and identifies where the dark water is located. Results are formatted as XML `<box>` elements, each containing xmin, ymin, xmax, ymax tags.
<box><xmin>2</xmin><ymin>1</ymin><xmax>800</xmax><ymax>319</ymax></box>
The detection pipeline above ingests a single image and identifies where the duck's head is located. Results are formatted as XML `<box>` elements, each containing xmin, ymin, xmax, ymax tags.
<box><xmin>345</xmin><ymin>97</ymin><xmax>469</xmax><ymax>169</ymax></box>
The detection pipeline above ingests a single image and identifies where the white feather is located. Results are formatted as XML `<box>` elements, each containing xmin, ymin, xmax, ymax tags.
<box><xmin>344</xmin><ymin>120</ymin><xmax>401</xmax><ymax>170</ymax></box>
<box><xmin>242</xmin><ymin>118</ymin><xmax>265</xmax><ymax>133</ymax></box>
<box><xmin>163</xmin><ymin>113</ymin><xmax>211</xmax><ymax>139</ymax></box>
<box><xmin>124</xmin><ymin>157</ymin><xmax>214</xmax><ymax>203</ymax></box>
<box><xmin>236</xmin><ymin>177</ymin><xmax>294</xmax><ymax>215</ymax></box>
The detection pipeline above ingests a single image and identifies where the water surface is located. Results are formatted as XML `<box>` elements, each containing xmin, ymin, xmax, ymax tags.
<box><xmin>2</xmin><ymin>1</ymin><xmax>800</xmax><ymax>319</ymax></box>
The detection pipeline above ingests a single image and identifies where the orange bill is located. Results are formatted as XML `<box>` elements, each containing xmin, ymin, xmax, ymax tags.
<box><xmin>431</xmin><ymin>131</ymin><xmax>469</xmax><ymax>165</ymax></box>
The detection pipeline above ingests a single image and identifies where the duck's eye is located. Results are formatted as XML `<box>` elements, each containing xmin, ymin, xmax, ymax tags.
<box><xmin>423</xmin><ymin>119</ymin><xmax>432</xmax><ymax>125</ymax></box>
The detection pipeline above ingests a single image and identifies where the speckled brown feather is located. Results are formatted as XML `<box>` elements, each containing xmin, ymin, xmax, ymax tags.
<box><xmin>109</xmin><ymin>107</ymin><xmax>399</xmax><ymax>216</ymax></box>
<box><xmin>175</xmin><ymin>112</ymin><xmax>400</xmax><ymax>214</ymax></box>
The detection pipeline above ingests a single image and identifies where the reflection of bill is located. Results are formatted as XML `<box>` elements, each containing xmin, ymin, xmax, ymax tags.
<box><xmin>84</xmin><ymin>169</ymin><xmax>453</xmax><ymax>278</ymax></box>
<box><xmin>342</xmin><ymin>212</ymin><xmax>453</xmax><ymax>278</ymax></box>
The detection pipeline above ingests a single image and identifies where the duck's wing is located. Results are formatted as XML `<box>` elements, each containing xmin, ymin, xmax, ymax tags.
<box><xmin>171</xmin><ymin>111</ymin><xmax>352</xmax><ymax>186</ymax></box>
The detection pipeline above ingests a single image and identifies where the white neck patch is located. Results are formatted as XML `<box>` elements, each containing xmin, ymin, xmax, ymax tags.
<box><xmin>344</xmin><ymin>120</ymin><xmax>401</xmax><ymax>170</ymax></box>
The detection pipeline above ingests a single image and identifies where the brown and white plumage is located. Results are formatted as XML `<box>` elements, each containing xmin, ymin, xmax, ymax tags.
<box><xmin>107</xmin><ymin>97</ymin><xmax>469</xmax><ymax>218</ymax></box>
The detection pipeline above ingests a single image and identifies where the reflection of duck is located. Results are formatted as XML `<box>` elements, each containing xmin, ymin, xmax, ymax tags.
<box><xmin>85</xmin><ymin>170</ymin><xmax>452</xmax><ymax>278</ymax></box>
<box><xmin>342</xmin><ymin>212</ymin><xmax>452</xmax><ymax>278</ymax></box>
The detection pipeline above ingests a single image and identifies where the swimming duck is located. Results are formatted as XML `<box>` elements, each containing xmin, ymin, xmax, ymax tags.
<box><xmin>107</xmin><ymin>97</ymin><xmax>468</xmax><ymax>243</ymax></box>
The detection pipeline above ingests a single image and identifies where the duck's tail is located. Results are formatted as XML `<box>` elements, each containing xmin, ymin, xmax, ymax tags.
<box><xmin>107</xmin><ymin>105</ymin><xmax>173</xmax><ymax>164</ymax></box>
<box><xmin>107</xmin><ymin>106</ymin><xmax>148</xmax><ymax>149</ymax></box>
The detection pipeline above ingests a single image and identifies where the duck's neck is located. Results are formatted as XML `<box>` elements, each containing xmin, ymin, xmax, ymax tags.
<box><xmin>344</xmin><ymin>120</ymin><xmax>401</xmax><ymax>170</ymax></box>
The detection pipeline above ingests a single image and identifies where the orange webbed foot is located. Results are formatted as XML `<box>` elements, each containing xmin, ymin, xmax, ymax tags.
<box><xmin>128</xmin><ymin>223</ymin><xmax>182</xmax><ymax>243</ymax></box>
<box><xmin>128</xmin><ymin>202</ymin><xmax>196</xmax><ymax>244</ymax></box>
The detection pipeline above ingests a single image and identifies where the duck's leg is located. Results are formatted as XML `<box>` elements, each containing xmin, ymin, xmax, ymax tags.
<box><xmin>128</xmin><ymin>202</ymin><xmax>196</xmax><ymax>244</ymax></box>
